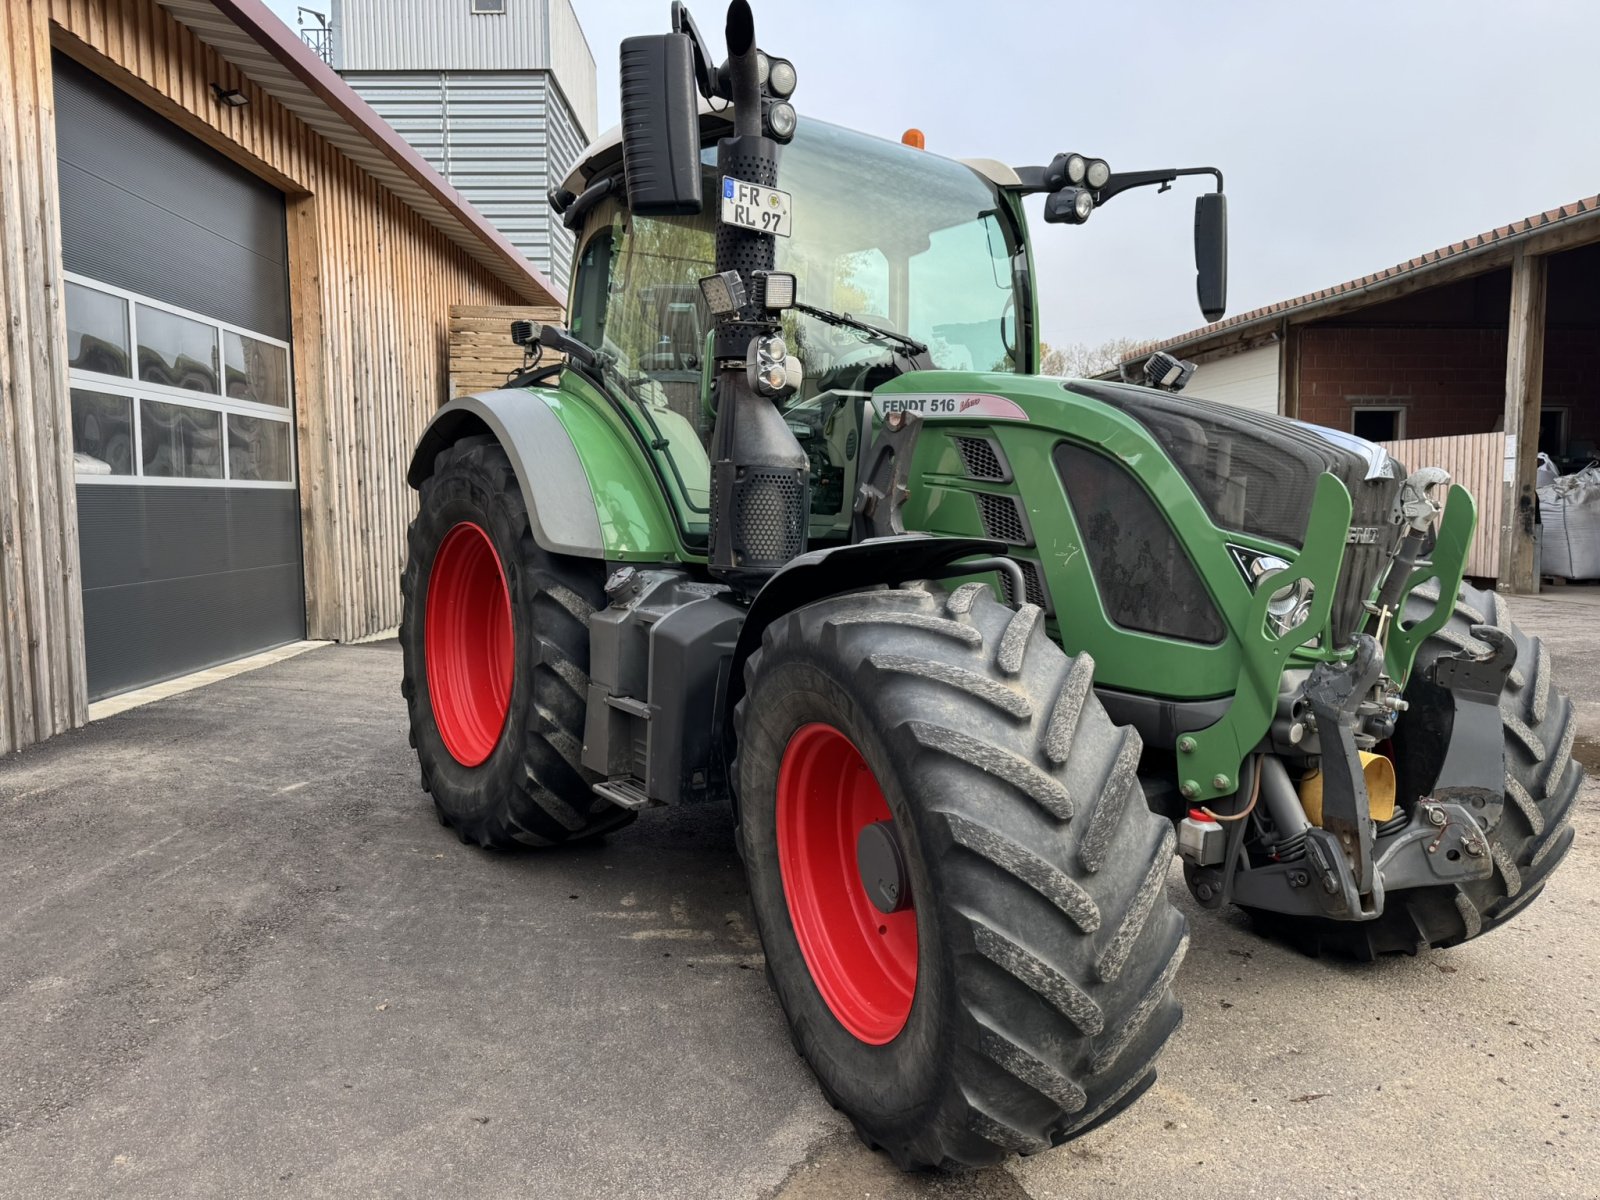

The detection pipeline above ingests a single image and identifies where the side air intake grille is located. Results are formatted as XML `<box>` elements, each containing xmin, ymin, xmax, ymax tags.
<box><xmin>954</xmin><ymin>435</ymin><xmax>1008</xmax><ymax>481</ymax></box>
<box><xmin>997</xmin><ymin>558</ymin><xmax>1052</xmax><ymax>613</ymax></box>
<box><xmin>975</xmin><ymin>492</ymin><xmax>1031</xmax><ymax>546</ymax></box>
<box><xmin>737</xmin><ymin>469</ymin><xmax>806</xmax><ymax>562</ymax></box>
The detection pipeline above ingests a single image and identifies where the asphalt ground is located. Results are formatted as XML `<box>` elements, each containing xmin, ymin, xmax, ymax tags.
<box><xmin>1</xmin><ymin>593</ymin><xmax>1596</xmax><ymax>1199</ymax></box>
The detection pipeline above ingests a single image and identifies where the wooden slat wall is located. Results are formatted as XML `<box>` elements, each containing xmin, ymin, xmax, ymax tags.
<box><xmin>0</xmin><ymin>2</ymin><xmax>85</xmax><ymax>755</ymax></box>
<box><xmin>449</xmin><ymin>304</ymin><xmax>565</xmax><ymax>397</ymax></box>
<box><xmin>2</xmin><ymin>0</ymin><xmax>549</xmax><ymax>752</ymax></box>
<box><xmin>1381</xmin><ymin>432</ymin><xmax>1506</xmax><ymax>578</ymax></box>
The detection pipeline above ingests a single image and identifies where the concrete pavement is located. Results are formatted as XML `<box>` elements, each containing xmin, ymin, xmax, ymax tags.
<box><xmin>0</xmin><ymin>594</ymin><xmax>1595</xmax><ymax>1198</ymax></box>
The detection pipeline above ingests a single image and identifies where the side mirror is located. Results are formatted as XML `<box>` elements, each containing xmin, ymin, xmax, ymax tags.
<box><xmin>618</xmin><ymin>33</ymin><xmax>703</xmax><ymax>216</ymax></box>
<box><xmin>1194</xmin><ymin>192</ymin><xmax>1228</xmax><ymax>322</ymax></box>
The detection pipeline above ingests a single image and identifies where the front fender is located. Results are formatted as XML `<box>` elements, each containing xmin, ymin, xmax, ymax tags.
<box><xmin>409</xmin><ymin>389</ymin><xmax>606</xmax><ymax>558</ymax></box>
<box><xmin>722</xmin><ymin>535</ymin><xmax>1007</xmax><ymax>758</ymax></box>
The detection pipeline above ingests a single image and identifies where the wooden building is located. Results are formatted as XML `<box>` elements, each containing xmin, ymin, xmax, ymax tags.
<box><xmin>1123</xmin><ymin>197</ymin><xmax>1600</xmax><ymax>593</ymax></box>
<box><xmin>0</xmin><ymin>0</ymin><xmax>565</xmax><ymax>755</ymax></box>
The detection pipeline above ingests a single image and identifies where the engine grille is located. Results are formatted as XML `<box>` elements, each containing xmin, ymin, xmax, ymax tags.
<box><xmin>954</xmin><ymin>435</ymin><xmax>1008</xmax><ymax>481</ymax></box>
<box><xmin>975</xmin><ymin>492</ymin><xmax>1031</xmax><ymax>546</ymax></box>
<box><xmin>1334</xmin><ymin>479</ymin><xmax>1402</xmax><ymax>643</ymax></box>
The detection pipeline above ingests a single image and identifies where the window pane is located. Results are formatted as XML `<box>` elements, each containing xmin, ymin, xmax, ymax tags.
<box><xmin>65</xmin><ymin>283</ymin><xmax>131</xmax><ymax>376</ymax></box>
<box><xmin>224</xmin><ymin>331</ymin><xmax>290</xmax><ymax>407</ymax></box>
<box><xmin>137</xmin><ymin>305</ymin><xmax>219</xmax><ymax>394</ymax></box>
<box><xmin>227</xmin><ymin>414</ymin><xmax>292</xmax><ymax>481</ymax></box>
<box><xmin>141</xmin><ymin>399</ymin><xmax>223</xmax><ymax>478</ymax></box>
<box><xmin>70</xmin><ymin>389</ymin><xmax>134</xmax><ymax>475</ymax></box>
<box><xmin>1351</xmin><ymin>409</ymin><xmax>1400</xmax><ymax>442</ymax></box>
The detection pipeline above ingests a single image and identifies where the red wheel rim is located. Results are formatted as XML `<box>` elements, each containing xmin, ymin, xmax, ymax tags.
<box><xmin>776</xmin><ymin>723</ymin><xmax>917</xmax><ymax>1044</ymax></box>
<box><xmin>425</xmin><ymin>521</ymin><xmax>514</xmax><ymax>767</ymax></box>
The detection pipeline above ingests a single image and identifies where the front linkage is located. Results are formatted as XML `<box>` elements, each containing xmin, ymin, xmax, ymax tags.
<box><xmin>1181</xmin><ymin>466</ymin><xmax>1524</xmax><ymax>924</ymax></box>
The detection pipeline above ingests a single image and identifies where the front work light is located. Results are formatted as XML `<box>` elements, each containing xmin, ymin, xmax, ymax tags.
<box><xmin>1044</xmin><ymin>187</ymin><xmax>1094</xmax><ymax>224</ymax></box>
<box><xmin>1065</xmin><ymin>153</ymin><xmax>1087</xmax><ymax>185</ymax></box>
<box><xmin>699</xmin><ymin>270</ymin><xmax>747</xmax><ymax>316</ymax></box>
<box><xmin>768</xmin><ymin>57</ymin><xmax>797</xmax><ymax>98</ymax></box>
<box><xmin>765</xmin><ymin>100</ymin><xmax>798</xmax><ymax>141</ymax></box>
<box><xmin>1085</xmin><ymin>158</ymin><xmax>1111</xmax><ymax>189</ymax></box>
<box><xmin>755</xmin><ymin>271</ymin><xmax>795</xmax><ymax>310</ymax></box>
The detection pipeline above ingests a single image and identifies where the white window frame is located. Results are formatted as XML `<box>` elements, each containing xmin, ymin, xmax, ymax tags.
<box><xmin>1348</xmin><ymin>401</ymin><xmax>1407</xmax><ymax>443</ymax></box>
<box><xmin>65</xmin><ymin>272</ymin><xmax>295</xmax><ymax>490</ymax></box>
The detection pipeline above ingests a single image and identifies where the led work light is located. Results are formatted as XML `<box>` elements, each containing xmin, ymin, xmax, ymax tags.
<box><xmin>698</xmin><ymin>270</ymin><xmax>748</xmax><ymax>316</ymax></box>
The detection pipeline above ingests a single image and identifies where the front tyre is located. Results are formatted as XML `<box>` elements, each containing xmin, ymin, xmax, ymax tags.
<box><xmin>736</xmin><ymin>584</ymin><xmax>1188</xmax><ymax>1169</ymax></box>
<box><xmin>400</xmin><ymin>435</ymin><xmax>634</xmax><ymax>849</ymax></box>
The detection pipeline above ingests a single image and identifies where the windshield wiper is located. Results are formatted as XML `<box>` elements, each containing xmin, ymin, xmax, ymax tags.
<box><xmin>791</xmin><ymin>301</ymin><xmax>929</xmax><ymax>358</ymax></box>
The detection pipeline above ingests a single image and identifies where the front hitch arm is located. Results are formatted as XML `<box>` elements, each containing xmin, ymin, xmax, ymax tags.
<box><xmin>1303</xmin><ymin>635</ymin><xmax>1387</xmax><ymax>901</ymax></box>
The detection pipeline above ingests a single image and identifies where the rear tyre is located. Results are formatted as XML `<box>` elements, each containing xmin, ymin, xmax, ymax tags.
<box><xmin>1251</xmin><ymin>582</ymin><xmax>1580</xmax><ymax>959</ymax></box>
<box><xmin>400</xmin><ymin>435</ymin><xmax>634</xmax><ymax>849</ymax></box>
<box><xmin>735</xmin><ymin>583</ymin><xmax>1188</xmax><ymax>1169</ymax></box>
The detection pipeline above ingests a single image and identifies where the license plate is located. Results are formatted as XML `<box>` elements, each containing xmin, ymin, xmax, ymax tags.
<box><xmin>720</xmin><ymin>177</ymin><xmax>792</xmax><ymax>238</ymax></box>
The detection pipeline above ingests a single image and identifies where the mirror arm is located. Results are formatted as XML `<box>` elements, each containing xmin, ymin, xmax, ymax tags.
<box><xmin>1006</xmin><ymin>165</ymin><xmax>1050</xmax><ymax>193</ymax></box>
<box><xmin>1094</xmin><ymin>166</ymin><xmax>1223</xmax><ymax>207</ymax></box>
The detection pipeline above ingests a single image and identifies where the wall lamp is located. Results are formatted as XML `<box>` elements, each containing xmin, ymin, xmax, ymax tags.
<box><xmin>210</xmin><ymin>83</ymin><xmax>249</xmax><ymax>108</ymax></box>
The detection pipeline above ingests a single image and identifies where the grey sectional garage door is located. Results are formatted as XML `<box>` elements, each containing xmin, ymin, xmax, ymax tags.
<box><xmin>55</xmin><ymin>55</ymin><xmax>305</xmax><ymax>701</ymax></box>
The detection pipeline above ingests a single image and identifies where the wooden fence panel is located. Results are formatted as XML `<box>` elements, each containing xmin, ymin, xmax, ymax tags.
<box><xmin>1381</xmin><ymin>431</ymin><xmax>1505</xmax><ymax>578</ymax></box>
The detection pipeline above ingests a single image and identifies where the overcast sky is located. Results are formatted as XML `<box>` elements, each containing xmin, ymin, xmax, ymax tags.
<box><xmin>266</xmin><ymin>0</ymin><xmax>1600</xmax><ymax>349</ymax></box>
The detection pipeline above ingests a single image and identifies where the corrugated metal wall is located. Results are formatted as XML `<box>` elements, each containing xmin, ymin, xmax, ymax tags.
<box><xmin>1186</xmin><ymin>343</ymin><xmax>1282</xmax><ymax>414</ymax></box>
<box><xmin>547</xmin><ymin>0</ymin><xmax>598</xmax><ymax>142</ymax></box>
<box><xmin>336</xmin><ymin>0</ymin><xmax>547</xmax><ymax>72</ymax></box>
<box><xmin>344</xmin><ymin>69</ymin><xmax>584</xmax><ymax>283</ymax></box>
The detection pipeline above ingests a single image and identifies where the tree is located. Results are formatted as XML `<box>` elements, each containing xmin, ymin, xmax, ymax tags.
<box><xmin>1039</xmin><ymin>336</ymin><xmax>1149</xmax><ymax>380</ymax></box>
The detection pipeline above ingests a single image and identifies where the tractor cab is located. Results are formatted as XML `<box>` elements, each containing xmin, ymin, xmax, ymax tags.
<box><xmin>559</xmin><ymin>112</ymin><xmax>1030</xmax><ymax>544</ymax></box>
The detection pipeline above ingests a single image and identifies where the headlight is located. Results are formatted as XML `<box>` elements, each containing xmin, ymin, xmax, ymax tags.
<box><xmin>748</xmin><ymin>333</ymin><xmax>801</xmax><ymax>399</ymax></box>
<box><xmin>1065</xmin><ymin>153</ymin><xmax>1086</xmax><ymax>184</ymax></box>
<box><xmin>1086</xmin><ymin>158</ymin><xmax>1111</xmax><ymax>189</ymax></box>
<box><xmin>1236</xmin><ymin>551</ymin><xmax>1314</xmax><ymax>636</ymax></box>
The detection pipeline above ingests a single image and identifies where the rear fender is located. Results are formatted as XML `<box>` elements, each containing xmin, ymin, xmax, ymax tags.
<box><xmin>409</xmin><ymin>389</ymin><xmax>606</xmax><ymax>558</ymax></box>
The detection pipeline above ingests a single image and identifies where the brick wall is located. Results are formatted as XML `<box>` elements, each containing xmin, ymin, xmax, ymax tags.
<box><xmin>1297</xmin><ymin>324</ymin><xmax>1599</xmax><ymax>451</ymax></box>
<box><xmin>1297</xmin><ymin>326</ymin><xmax>1508</xmax><ymax>437</ymax></box>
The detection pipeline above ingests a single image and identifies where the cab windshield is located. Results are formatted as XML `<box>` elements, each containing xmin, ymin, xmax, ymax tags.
<box><xmin>568</xmin><ymin>117</ymin><xmax>1027</xmax><ymax>539</ymax></box>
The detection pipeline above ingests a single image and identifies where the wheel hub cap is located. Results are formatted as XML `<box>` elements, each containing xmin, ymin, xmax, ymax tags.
<box><xmin>776</xmin><ymin>723</ymin><xmax>917</xmax><ymax>1045</ymax></box>
<box><xmin>856</xmin><ymin>820</ymin><xmax>911</xmax><ymax>914</ymax></box>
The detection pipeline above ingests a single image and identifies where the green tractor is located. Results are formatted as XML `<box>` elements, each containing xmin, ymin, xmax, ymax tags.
<box><xmin>399</xmin><ymin>1</ymin><xmax>1580</xmax><ymax>1169</ymax></box>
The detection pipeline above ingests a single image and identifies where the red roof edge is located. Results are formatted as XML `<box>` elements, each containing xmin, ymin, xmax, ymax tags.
<box><xmin>1123</xmin><ymin>191</ymin><xmax>1600</xmax><ymax>364</ymax></box>
<box><xmin>213</xmin><ymin>0</ymin><xmax>567</xmax><ymax>308</ymax></box>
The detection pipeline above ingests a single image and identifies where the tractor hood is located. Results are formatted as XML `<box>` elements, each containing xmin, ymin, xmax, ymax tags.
<box><xmin>872</xmin><ymin>370</ymin><xmax>1407</xmax><ymax>649</ymax></box>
